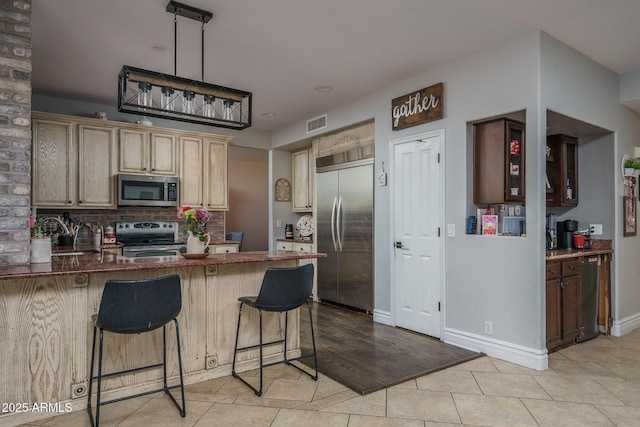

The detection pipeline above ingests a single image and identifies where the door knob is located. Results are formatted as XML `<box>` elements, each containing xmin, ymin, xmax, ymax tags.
<box><xmin>394</xmin><ymin>241</ymin><xmax>403</xmax><ymax>248</ymax></box>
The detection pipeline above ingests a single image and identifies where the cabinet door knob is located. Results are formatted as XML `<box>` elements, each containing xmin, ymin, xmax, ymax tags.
<box><xmin>142</xmin><ymin>167</ymin><xmax>147</xmax><ymax>171</ymax></box>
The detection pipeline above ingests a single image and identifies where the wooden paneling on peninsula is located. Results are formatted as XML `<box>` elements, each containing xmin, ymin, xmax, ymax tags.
<box><xmin>31</xmin><ymin>112</ymin><xmax>231</xmax><ymax>210</ymax></box>
<box><xmin>0</xmin><ymin>251</ymin><xmax>324</xmax><ymax>425</ymax></box>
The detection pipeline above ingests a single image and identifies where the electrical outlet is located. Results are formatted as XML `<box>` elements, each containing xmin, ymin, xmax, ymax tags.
<box><xmin>484</xmin><ymin>320</ymin><xmax>493</xmax><ymax>335</ymax></box>
<box><xmin>276</xmin><ymin>219</ymin><xmax>282</xmax><ymax>228</ymax></box>
<box><xmin>590</xmin><ymin>224</ymin><xmax>603</xmax><ymax>235</ymax></box>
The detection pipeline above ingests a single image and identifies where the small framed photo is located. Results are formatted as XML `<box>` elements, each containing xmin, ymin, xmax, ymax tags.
<box><xmin>624</xmin><ymin>196</ymin><xmax>637</xmax><ymax>236</ymax></box>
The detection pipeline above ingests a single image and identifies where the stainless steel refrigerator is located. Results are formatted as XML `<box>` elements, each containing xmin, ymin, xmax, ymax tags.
<box><xmin>316</xmin><ymin>152</ymin><xmax>373</xmax><ymax>312</ymax></box>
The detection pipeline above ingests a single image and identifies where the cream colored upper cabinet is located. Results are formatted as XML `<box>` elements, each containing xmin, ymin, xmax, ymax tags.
<box><xmin>179</xmin><ymin>136</ymin><xmax>229</xmax><ymax>210</ymax></box>
<box><xmin>32</xmin><ymin>112</ymin><xmax>230</xmax><ymax>210</ymax></box>
<box><xmin>292</xmin><ymin>148</ymin><xmax>314</xmax><ymax>212</ymax></box>
<box><xmin>32</xmin><ymin>117</ymin><xmax>76</xmax><ymax>207</ymax></box>
<box><xmin>32</xmin><ymin>114</ymin><xmax>116</xmax><ymax>209</ymax></box>
<box><xmin>178</xmin><ymin>136</ymin><xmax>204</xmax><ymax>208</ymax></box>
<box><xmin>78</xmin><ymin>124</ymin><xmax>116</xmax><ymax>208</ymax></box>
<box><xmin>204</xmin><ymin>138</ymin><xmax>228</xmax><ymax>210</ymax></box>
<box><xmin>150</xmin><ymin>133</ymin><xmax>177</xmax><ymax>175</ymax></box>
<box><xmin>119</xmin><ymin>129</ymin><xmax>176</xmax><ymax>175</ymax></box>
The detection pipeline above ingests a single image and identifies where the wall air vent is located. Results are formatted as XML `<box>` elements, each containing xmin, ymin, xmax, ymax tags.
<box><xmin>306</xmin><ymin>115</ymin><xmax>327</xmax><ymax>134</ymax></box>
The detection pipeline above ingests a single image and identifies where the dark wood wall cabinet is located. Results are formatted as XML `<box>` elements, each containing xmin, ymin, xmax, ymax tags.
<box><xmin>546</xmin><ymin>258</ymin><xmax>583</xmax><ymax>351</ymax></box>
<box><xmin>546</xmin><ymin>134</ymin><xmax>578</xmax><ymax>207</ymax></box>
<box><xmin>473</xmin><ymin>118</ymin><xmax>525</xmax><ymax>205</ymax></box>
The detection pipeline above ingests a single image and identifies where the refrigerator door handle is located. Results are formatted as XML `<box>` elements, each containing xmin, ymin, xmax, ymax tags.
<box><xmin>337</xmin><ymin>195</ymin><xmax>343</xmax><ymax>252</ymax></box>
<box><xmin>331</xmin><ymin>196</ymin><xmax>338</xmax><ymax>252</ymax></box>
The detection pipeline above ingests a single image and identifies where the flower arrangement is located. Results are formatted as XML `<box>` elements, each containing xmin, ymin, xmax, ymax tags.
<box><xmin>177</xmin><ymin>206</ymin><xmax>212</xmax><ymax>242</ymax></box>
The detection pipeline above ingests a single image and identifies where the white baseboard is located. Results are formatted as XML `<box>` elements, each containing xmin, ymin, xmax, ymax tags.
<box><xmin>611</xmin><ymin>312</ymin><xmax>640</xmax><ymax>336</ymax></box>
<box><xmin>443</xmin><ymin>327</ymin><xmax>548</xmax><ymax>370</ymax></box>
<box><xmin>373</xmin><ymin>309</ymin><xmax>393</xmax><ymax>326</ymax></box>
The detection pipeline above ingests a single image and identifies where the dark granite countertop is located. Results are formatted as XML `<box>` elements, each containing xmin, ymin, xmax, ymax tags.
<box><xmin>546</xmin><ymin>239</ymin><xmax>613</xmax><ymax>261</ymax></box>
<box><xmin>0</xmin><ymin>250</ymin><xmax>326</xmax><ymax>280</ymax></box>
<box><xmin>276</xmin><ymin>238</ymin><xmax>313</xmax><ymax>243</ymax></box>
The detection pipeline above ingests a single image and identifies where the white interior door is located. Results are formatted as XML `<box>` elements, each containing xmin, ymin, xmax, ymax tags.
<box><xmin>393</xmin><ymin>131</ymin><xmax>443</xmax><ymax>337</ymax></box>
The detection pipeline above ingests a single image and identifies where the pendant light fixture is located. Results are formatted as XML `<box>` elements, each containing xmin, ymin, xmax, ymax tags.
<box><xmin>118</xmin><ymin>1</ymin><xmax>252</xmax><ymax>129</ymax></box>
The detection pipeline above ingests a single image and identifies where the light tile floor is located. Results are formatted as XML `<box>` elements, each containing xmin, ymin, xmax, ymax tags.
<box><xmin>18</xmin><ymin>328</ymin><xmax>640</xmax><ymax>426</ymax></box>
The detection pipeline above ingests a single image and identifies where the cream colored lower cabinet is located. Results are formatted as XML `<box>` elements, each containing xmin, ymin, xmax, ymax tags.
<box><xmin>213</xmin><ymin>244</ymin><xmax>238</xmax><ymax>253</ymax></box>
<box><xmin>293</xmin><ymin>242</ymin><xmax>313</xmax><ymax>253</ymax></box>
<box><xmin>277</xmin><ymin>241</ymin><xmax>293</xmax><ymax>251</ymax></box>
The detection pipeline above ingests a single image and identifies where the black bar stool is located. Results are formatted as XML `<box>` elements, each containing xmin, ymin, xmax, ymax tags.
<box><xmin>87</xmin><ymin>274</ymin><xmax>186</xmax><ymax>427</ymax></box>
<box><xmin>232</xmin><ymin>263</ymin><xmax>318</xmax><ymax>396</ymax></box>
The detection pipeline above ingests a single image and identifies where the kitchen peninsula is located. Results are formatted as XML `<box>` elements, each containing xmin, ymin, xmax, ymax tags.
<box><xmin>0</xmin><ymin>250</ymin><xmax>325</xmax><ymax>426</ymax></box>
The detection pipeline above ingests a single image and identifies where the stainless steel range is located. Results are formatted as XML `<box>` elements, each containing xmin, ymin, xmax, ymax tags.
<box><xmin>116</xmin><ymin>221</ymin><xmax>184</xmax><ymax>258</ymax></box>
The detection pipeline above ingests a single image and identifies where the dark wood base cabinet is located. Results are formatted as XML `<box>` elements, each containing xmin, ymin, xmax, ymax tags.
<box><xmin>546</xmin><ymin>259</ymin><xmax>583</xmax><ymax>352</ymax></box>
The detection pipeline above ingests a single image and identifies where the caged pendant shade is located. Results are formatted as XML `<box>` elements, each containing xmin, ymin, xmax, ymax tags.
<box><xmin>117</xmin><ymin>1</ymin><xmax>252</xmax><ymax>130</ymax></box>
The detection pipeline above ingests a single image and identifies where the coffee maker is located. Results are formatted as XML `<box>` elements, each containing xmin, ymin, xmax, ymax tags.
<box><xmin>546</xmin><ymin>214</ymin><xmax>557</xmax><ymax>250</ymax></box>
<box><xmin>557</xmin><ymin>219</ymin><xmax>578</xmax><ymax>249</ymax></box>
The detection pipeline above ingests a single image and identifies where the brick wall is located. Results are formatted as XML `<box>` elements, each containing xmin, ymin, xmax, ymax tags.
<box><xmin>0</xmin><ymin>0</ymin><xmax>31</xmax><ymax>265</ymax></box>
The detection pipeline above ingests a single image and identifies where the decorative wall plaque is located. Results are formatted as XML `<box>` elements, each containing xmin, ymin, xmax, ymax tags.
<box><xmin>274</xmin><ymin>178</ymin><xmax>291</xmax><ymax>201</ymax></box>
<box><xmin>391</xmin><ymin>82</ymin><xmax>443</xmax><ymax>131</ymax></box>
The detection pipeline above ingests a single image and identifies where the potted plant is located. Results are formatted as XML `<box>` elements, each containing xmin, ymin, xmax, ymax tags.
<box><xmin>623</xmin><ymin>157</ymin><xmax>640</xmax><ymax>177</ymax></box>
<box><xmin>30</xmin><ymin>218</ymin><xmax>52</xmax><ymax>263</ymax></box>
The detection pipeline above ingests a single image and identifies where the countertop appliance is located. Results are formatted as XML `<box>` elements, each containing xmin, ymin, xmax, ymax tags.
<box><xmin>316</xmin><ymin>145</ymin><xmax>374</xmax><ymax>312</ymax></box>
<box><xmin>116</xmin><ymin>221</ymin><xmax>184</xmax><ymax>257</ymax></box>
<box><xmin>557</xmin><ymin>219</ymin><xmax>578</xmax><ymax>249</ymax></box>
<box><xmin>577</xmin><ymin>255</ymin><xmax>600</xmax><ymax>342</ymax></box>
<box><xmin>117</xmin><ymin>174</ymin><xmax>179</xmax><ymax>207</ymax></box>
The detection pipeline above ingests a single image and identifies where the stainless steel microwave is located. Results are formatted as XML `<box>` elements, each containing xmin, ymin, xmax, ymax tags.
<box><xmin>117</xmin><ymin>174</ymin><xmax>179</xmax><ymax>207</ymax></box>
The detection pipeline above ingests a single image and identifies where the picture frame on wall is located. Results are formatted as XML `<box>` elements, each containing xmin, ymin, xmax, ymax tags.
<box><xmin>274</xmin><ymin>178</ymin><xmax>291</xmax><ymax>202</ymax></box>
<box><xmin>623</xmin><ymin>196</ymin><xmax>637</xmax><ymax>236</ymax></box>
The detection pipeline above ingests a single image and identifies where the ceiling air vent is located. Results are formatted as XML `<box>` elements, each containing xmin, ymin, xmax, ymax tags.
<box><xmin>306</xmin><ymin>115</ymin><xmax>327</xmax><ymax>134</ymax></box>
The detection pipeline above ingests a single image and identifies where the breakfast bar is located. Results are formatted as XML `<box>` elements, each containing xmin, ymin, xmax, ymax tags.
<box><xmin>0</xmin><ymin>250</ymin><xmax>325</xmax><ymax>426</ymax></box>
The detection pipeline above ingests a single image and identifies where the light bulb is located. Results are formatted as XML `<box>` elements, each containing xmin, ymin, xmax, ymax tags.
<box><xmin>203</xmin><ymin>94</ymin><xmax>215</xmax><ymax>118</ymax></box>
<box><xmin>137</xmin><ymin>82</ymin><xmax>152</xmax><ymax>108</ymax></box>
<box><xmin>183</xmin><ymin>90</ymin><xmax>195</xmax><ymax>115</ymax></box>
<box><xmin>161</xmin><ymin>86</ymin><xmax>175</xmax><ymax>110</ymax></box>
<box><xmin>223</xmin><ymin>99</ymin><xmax>234</xmax><ymax>121</ymax></box>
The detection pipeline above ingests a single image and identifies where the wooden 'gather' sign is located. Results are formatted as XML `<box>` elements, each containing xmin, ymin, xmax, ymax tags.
<box><xmin>391</xmin><ymin>82</ymin><xmax>443</xmax><ymax>131</ymax></box>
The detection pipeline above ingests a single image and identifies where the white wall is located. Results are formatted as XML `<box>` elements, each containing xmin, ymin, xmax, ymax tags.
<box><xmin>273</xmin><ymin>32</ymin><xmax>547</xmax><ymax>367</ymax></box>
<box><xmin>271</xmin><ymin>30</ymin><xmax>640</xmax><ymax>368</ymax></box>
<box><xmin>539</xmin><ymin>32</ymin><xmax>640</xmax><ymax>333</ymax></box>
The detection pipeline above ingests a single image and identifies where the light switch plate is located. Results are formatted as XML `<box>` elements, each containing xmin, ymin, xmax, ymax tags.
<box><xmin>447</xmin><ymin>224</ymin><xmax>455</xmax><ymax>237</ymax></box>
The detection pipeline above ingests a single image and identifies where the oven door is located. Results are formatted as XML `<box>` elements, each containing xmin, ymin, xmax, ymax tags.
<box><xmin>122</xmin><ymin>245</ymin><xmax>183</xmax><ymax>258</ymax></box>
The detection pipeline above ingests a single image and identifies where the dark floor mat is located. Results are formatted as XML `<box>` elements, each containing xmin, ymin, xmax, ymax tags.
<box><xmin>299</xmin><ymin>302</ymin><xmax>483</xmax><ymax>395</ymax></box>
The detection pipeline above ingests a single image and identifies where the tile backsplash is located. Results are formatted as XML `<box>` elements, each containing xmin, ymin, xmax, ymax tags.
<box><xmin>36</xmin><ymin>207</ymin><xmax>225</xmax><ymax>245</ymax></box>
